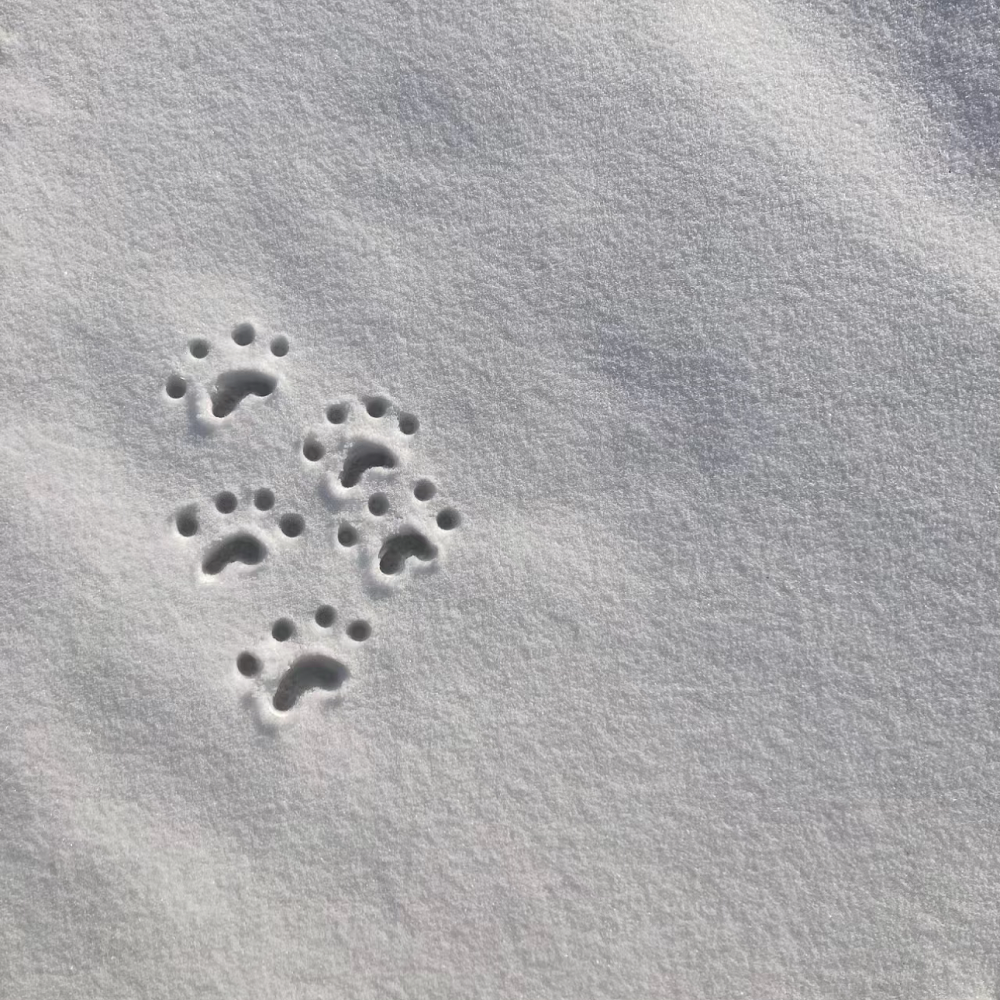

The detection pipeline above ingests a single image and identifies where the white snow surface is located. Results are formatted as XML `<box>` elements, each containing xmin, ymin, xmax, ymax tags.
<box><xmin>1</xmin><ymin>1</ymin><xmax>999</xmax><ymax>997</ymax></box>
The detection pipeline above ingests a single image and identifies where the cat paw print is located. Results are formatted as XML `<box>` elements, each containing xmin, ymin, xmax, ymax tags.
<box><xmin>235</xmin><ymin>605</ymin><xmax>373</xmax><ymax>722</ymax></box>
<box><xmin>163</xmin><ymin>320</ymin><xmax>289</xmax><ymax>424</ymax></box>
<box><xmin>173</xmin><ymin>486</ymin><xmax>306</xmax><ymax>578</ymax></box>
<box><xmin>297</xmin><ymin>395</ymin><xmax>462</xmax><ymax>585</ymax></box>
<box><xmin>370</xmin><ymin>477</ymin><xmax>461</xmax><ymax>580</ymax></box>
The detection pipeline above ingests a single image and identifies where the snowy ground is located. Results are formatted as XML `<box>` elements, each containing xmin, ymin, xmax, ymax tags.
<box><xmin>2</xmin><ymin>2</ymin><xmax>999</xmax><ymax>997</ymax></box>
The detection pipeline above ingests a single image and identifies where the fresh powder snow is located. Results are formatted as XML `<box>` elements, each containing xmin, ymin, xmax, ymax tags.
<box><xmin>1</xmin><ymin>1</ymin><xmax>998</xmax><ymax>998</ymax></box>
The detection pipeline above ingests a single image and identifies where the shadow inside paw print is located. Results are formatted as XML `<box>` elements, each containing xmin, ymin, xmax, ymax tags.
<box><xmin>237</xmin><ymin>605</ymin><xmax>373</xmax><ymax>716</ymax></box>
<box><xmin>377</xmin><ymin>529</ymin><xmax>436</xmax><ymax>575</ymax></box>
<box><xmin>163</xmin><ymin>321</ymin><xmax>289</xmax><ymax>423</ymax></box>
<box><xmin>339</xmin><ymin>441</ymin><xmax>397</xmax><ymax>487</ymax></box>
<box><xmin>173</xmin><ymin>487</ymin><xmax>305</xmax><ymax>577</ymax></box>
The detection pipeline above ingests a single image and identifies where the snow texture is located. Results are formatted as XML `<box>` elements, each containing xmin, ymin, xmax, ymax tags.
<box><xmin>1</xmin><ymin>1</ymin><xmax>999</xmax><ymax>997</ymax></box>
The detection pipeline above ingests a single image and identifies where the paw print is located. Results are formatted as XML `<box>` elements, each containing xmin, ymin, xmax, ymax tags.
<box><xmin>297</xmin><ymin>395</ymin><xmax>462</xmax><ymax>585</ymax></box>
<box><xmin>371</xmin><ymin>477</ymin><xmax>462</xmax><ymax>581</ymax></box>
<box><xmin>235</xmin><ymin>605</ymin><xmax>373</xmax><ymax>720</ymax></box>
<box><xmin>173</xmin><ymin>486</ymin><xmax>306</xmax><ymax>578</ymax></box>
<box><xmin>298</xmin><ymin>395</ymin><xmax>410</xmax><ymax>487</ymax></box>
<box><xmin>161</xmin><ymin>328</ymin><xmax>465</xmax><ymax>730</ymax></box>
<box><xmin>163</xmin><ymin>320</ymin><xmax>289</xmax><ymax>424</ymax></box>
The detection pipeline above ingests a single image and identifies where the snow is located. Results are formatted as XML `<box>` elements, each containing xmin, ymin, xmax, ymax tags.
<box><xmin>1</xmin><ymin>1</ymin><xmax>998</xmax><ymax>997</ymax></box>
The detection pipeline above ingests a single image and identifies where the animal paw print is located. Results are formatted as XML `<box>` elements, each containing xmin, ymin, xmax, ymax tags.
<box><xmin>173</xmin><ymin>487</ymin><xmax>306</xmax><ymax>577</ymax></box>
<box><xmin>236</xmin><ymin>605</ymin><xmax>373</xmax><ymax>718</ymax></box>
<box><xmin>163</xmin><ymin>321</ymin><xmax>289</xmax><ymax>423</ymax></box>
<box><xmin>375</xmin><ymin>477</ymin><xmax>461</xmax><ymax>578</ymax></box>
<box><xmin>298</xmin><ymin>395</ymin><xmax>462</xmax><ymax>584</ymax></box>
